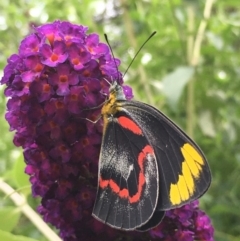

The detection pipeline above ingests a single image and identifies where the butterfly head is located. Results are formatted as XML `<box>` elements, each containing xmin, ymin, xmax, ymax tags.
<box><xmin>109</xmin><ymin>81</ymin><xmax>126</xmax><ymax>101</ymax></box>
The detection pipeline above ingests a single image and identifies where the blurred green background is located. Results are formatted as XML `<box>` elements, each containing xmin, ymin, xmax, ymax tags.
<box><xmin>0</xmin><ymin>0</ymin><xmax>240</xmax><ymax>241</ymax></box>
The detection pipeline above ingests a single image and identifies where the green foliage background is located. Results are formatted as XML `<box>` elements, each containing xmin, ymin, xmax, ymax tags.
<box><xmin>0</xmin><ymin>0</ymin><xmax>240</xmax><ymax>240</ymax></box>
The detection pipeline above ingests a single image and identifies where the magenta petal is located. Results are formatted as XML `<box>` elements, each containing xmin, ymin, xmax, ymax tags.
<box><xmin>123</xmin><ymin>85</ymin><xmax>133</xmax><ymax>100</ymax></box>
<box><xmin>41</xmin><ymin>41</ymin><xmax>68</xmax><ymax>67</ymax></box>
<box><xmin>56</xmin><ymin>82</ymin><xmax>70</xmax><ymax>96</ymax></box>
<box><xmin>86</xmin><ymin>34</ymin><xmax>109</xmax><ymax>58</ymax></box>
<box><xmin>21</xmin><ymin>70</ymin><xmax>36</xmax><ymax>82</ymax></box>
<box><xmin>36</xmin><ymin>21</ymin><xmax>61</xmax><ymax>43</ymax></box>
<box><xmin>59</xmin><ymin>21</ymin><xmax>88</xmax><ymax>44</ymax></box>
<box><xmin>68</xmin><ymin>44</ymin><xmax>91</xmax><ymax>70</ymax></box>
<box><xmin>19</xmin><ymin>34</ymin><xmax>42</xmax><ymax>56</ymax></box>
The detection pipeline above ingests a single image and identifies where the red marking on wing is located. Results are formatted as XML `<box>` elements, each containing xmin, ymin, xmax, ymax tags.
<box><xmin>118</xmin><ymin>116</ymin><xmax>142</xmax><ymax>135</ymax></box>
<box><xmin>99</xmin><ymin>145</ymin><xmax>154</xmax><ymax>203</ymax></box>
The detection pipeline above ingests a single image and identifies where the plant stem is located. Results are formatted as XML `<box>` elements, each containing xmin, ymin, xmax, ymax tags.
<box><xmin>168</xmin><ymin>0</ymin><xmax>187</xmax><ymax>63</ymax></box>
<box><xmin>186</xmin><ymin>5</ymin><xmax>195</xmax><ymax>137</ymax></box>
<box><xmin>120</xmin><ymin>0</ymin><xmax>154</xmax><ymax>105</ymax></box>
<box><xmin>186</xmin><ymin>0</ymin><xmax>215</xmax><ymax>137</ymax></box>
<box><xmin>0</xmin><ymin>179</ymin><xmax>62</xmax><ymax>241</ymax></box>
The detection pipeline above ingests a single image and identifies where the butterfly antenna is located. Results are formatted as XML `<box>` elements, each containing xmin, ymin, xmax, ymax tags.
<box><xmin>104</xmin><ymin>34</ymin><xmax>121</xmax><ymax>84</ymax></box>
<box><xmin>123</xmin><ymin>31</ymin><xmax>157</xmax><ymax>77</ymax></box>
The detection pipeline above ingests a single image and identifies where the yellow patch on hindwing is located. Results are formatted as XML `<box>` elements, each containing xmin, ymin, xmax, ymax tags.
<box><xmin>170</xmin><ymin>143</ymin><xmax>205</xmax><ymax>205</ymax></box>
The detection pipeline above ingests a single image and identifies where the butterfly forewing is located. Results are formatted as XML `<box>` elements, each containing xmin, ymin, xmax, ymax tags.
<box><xmin>93</xmin><ymin>112</ymin><xmax>159</xmax><ymax>230</ymax></box>
<box><xmin>120</xmin><ymin>100</ymin><xmax>211</xmax><ymax>210</ymax></box>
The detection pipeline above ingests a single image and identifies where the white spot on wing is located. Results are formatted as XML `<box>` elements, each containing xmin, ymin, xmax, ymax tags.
<box><xmin>101</xmin><ymin>141</ymin><xmax>134</xmax><ymax>181</ymax></box>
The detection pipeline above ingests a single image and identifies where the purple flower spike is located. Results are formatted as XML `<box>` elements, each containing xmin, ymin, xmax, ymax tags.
<box><xmin>1</xmin><ymin>20</ymin><xmax>214</xmax><ymax>241</ymax></box>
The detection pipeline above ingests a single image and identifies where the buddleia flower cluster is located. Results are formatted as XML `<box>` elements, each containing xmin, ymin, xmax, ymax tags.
<box><xmin>1</xmin><ymin>20</ymin><xmax>214</xmax><ymax>241</ymax></box>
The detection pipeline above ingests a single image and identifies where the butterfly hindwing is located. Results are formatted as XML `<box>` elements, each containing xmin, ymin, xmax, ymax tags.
<box><xmin>93</xmin><ymin>112</ymin><xmax>159</xmax><ymax>230</ymax></box>
<box><xmin>120</xmin><ymin>100</ymin><xmax>211</xmax><ymax>210</ymax></box>
<box><xmin>136</xmin><ymin>210</ymin><xmax>165</xmax><ymax>231</ymax></box>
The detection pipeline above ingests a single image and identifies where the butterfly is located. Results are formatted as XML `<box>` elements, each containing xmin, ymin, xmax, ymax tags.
<box><xmin>92</xmin><ymin>32</ymin><xmax>211</xmax><ymax>231</ymax></box>
<box><xmin>92</xmin><ymin>80</ymin><xmax>211</xmax><ymax>231</ymax></box>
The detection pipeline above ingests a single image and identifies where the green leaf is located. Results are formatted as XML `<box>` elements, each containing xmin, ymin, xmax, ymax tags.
<box><xmin>161</xmin><ymin>66</ymin><xmax>194</xmax><ymax>109</ymax></box>
<box><xmin>198</xmin><ymin>110</ymin><xmax>216</xmax><ymax>137</ymax></box>
<box><xmin>0</xmin><ymin>207</ymin><xmax>21</xmax><ymax>232</ymax></box>
<box><xmin>0</xmin><ymin>229</ymin><xmax>38</xmax><ymax>241</ymax></box>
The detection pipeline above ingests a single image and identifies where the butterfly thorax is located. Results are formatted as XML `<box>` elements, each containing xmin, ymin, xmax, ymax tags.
<box><xmin>101</xmin><ymin>82</ymin><xmax>126</xmax><ymax>131</ymax></box>
<box><xmin>101</xmin><ymin>82</ymin><xmax>126</xmax><ymax>116</ymax></box>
